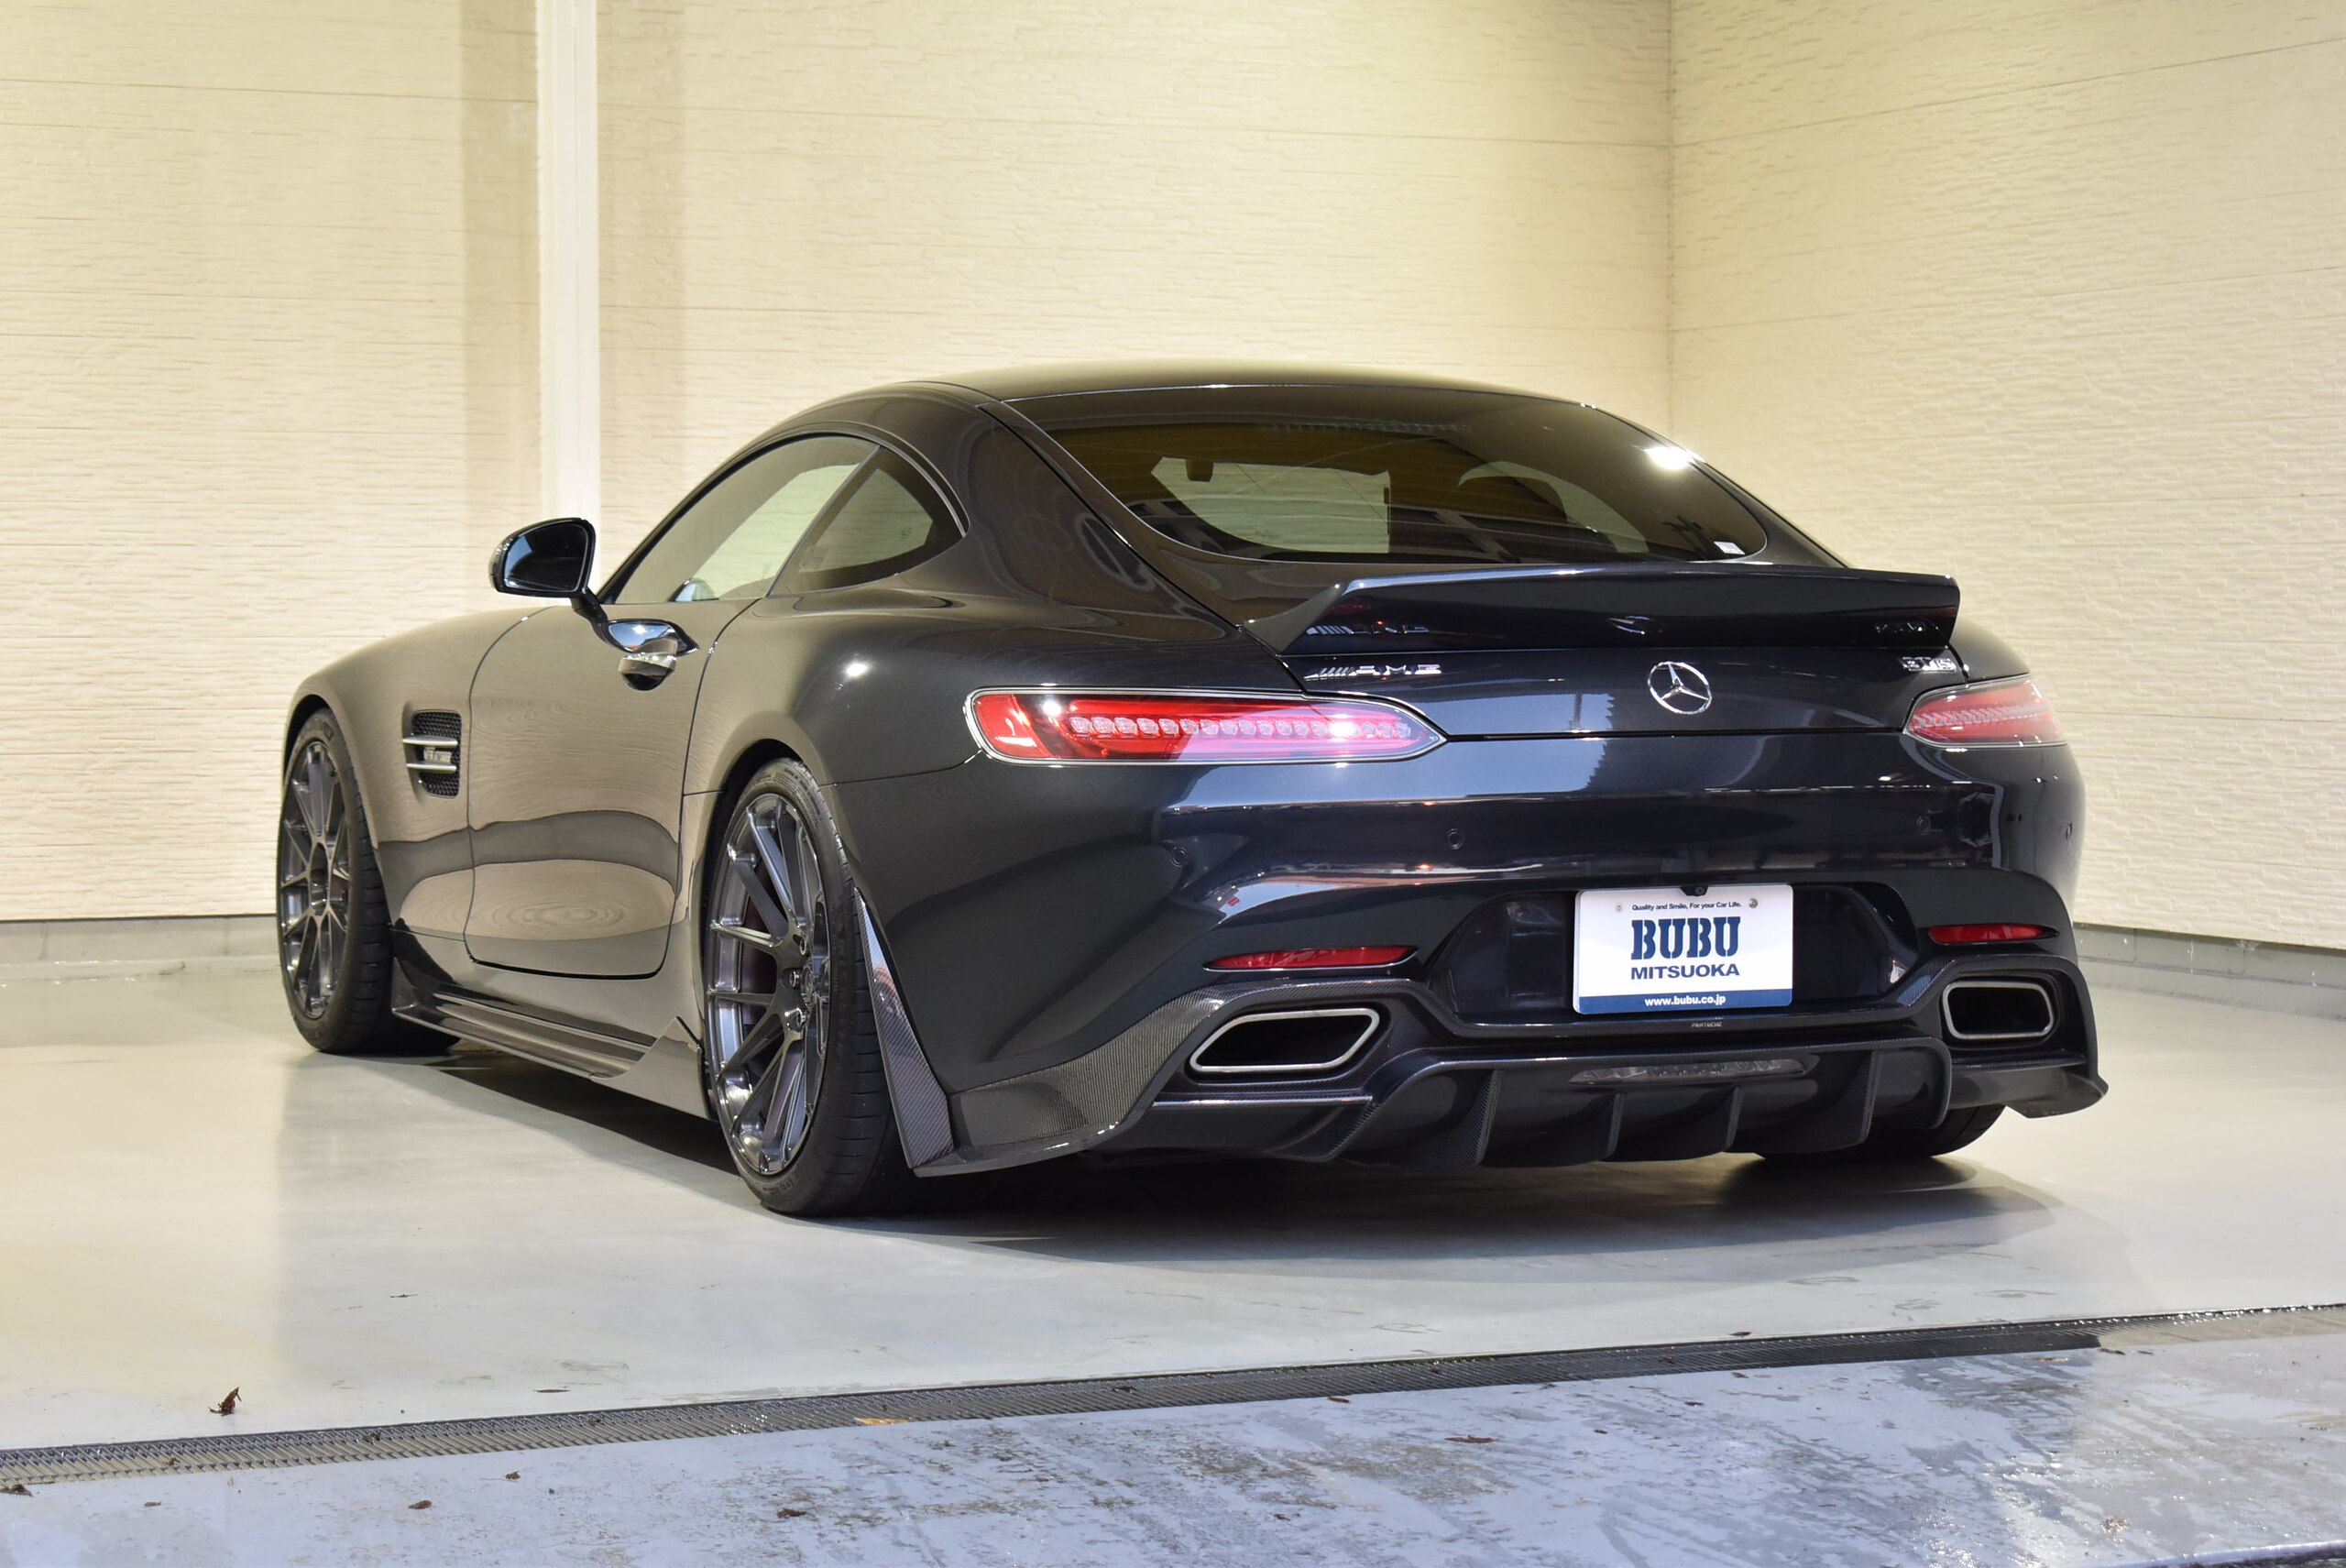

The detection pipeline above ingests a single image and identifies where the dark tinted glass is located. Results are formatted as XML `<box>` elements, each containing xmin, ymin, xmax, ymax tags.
<box><xmin>608</xmin><ymin>436</ymin><xmax>872</xmax><ymax>604</ymax></box>
<box><xmin>784</xmin><ymin>448</ymin><xmax>958</xmax><ymax>589</ymax></box>
<box><xmin>1037</xmin><ymin>390</ymin><xmax>1769</xmax><ymax>565</ymax></box>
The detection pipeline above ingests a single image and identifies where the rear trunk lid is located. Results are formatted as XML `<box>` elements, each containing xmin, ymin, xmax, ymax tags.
<box><xmin>1253</xmin><ymin>564</ymin><xmax>1962</xmax><ymax>737</ymax></box>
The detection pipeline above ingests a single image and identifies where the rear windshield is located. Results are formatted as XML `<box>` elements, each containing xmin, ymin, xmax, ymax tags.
<box><xmin>1034</xmin><ymin>389</ymin><xmax>1770</xmax><ymax>565</ymax></box>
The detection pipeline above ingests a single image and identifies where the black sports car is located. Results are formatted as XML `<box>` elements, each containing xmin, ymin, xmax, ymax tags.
<box><xmin>280</xmin><ymin>363</ymin><xmax>2101</xmax><ymax>1215</ymax></box>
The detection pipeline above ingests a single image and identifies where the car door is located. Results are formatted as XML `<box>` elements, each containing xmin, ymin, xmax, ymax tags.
<box><xmin>464</xmin><ymin>435</ymin><xmax>873</xmax><ymax>976</ymax></box>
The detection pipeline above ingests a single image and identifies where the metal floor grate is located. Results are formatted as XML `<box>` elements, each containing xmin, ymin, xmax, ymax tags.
<box><xmin>3</xmin><ymin>1302</ymin><xmax>2339</xmax><ymax>1486</ymax></box>
<box><xmin>2105</xmin><ymin>1548</ymin><xmax>2346</xmax><ymax>1568</ymax></box>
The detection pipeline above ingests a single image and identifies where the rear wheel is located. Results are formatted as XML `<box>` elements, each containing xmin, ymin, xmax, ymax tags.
<box><xmin>277</xmin><ymin>710</ymin><xmax>426</xmax><ymax>1055</ymax></box>
<box><xmin>701</xmin><ymin>759</ymin><xmax>924</xmax><ymax>1216</ymax></box>
<box><xmin>1761</xmin><ymin>1104</ymin><xmax>2005</xmax><ymax>1165</ymax></box>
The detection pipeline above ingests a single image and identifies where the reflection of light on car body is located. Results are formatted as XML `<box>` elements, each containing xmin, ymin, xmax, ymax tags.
<box><xmin>277</xmin><ymin>363</ymin><xmax>2101</xmax><ymax>1216</ymax></box>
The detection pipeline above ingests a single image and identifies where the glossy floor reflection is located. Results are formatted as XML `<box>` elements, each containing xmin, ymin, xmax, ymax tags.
<box><xmin>0</xmin><ymin>968</ymin><xmax>2340</xmax><ymax>1453</ymax></box>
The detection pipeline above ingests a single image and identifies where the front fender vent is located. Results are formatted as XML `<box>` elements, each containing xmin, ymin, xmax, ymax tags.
<box><xmin>403</xmin><ymin>711</ymin><xmax>462</xmax><ymax>797</ymax></box>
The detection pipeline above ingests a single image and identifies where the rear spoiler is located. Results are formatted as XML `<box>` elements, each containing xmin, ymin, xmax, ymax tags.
<box><xmin>1244</xmin><ymin>565</ymin><xmax>1958</xmax><ymax>653</ymax></box>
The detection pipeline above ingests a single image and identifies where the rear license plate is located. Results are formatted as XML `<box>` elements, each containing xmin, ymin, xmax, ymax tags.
<box><xmin>1573</xmin><ymin>884</ymin><xmax>1794</xmax><ymax>1014</ymax></box>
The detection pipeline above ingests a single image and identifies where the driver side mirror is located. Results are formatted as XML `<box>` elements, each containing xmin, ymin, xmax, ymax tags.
<box><xmin>490</xmin><ymin>519</ymin><xmax>597</xmax><ymax>598</ymax></box>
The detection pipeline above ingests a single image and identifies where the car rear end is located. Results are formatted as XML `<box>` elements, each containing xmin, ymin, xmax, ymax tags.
<box><xmin>844</xmin><ymin>377</ymin><xmax>2100</xmax><ymax>1173</ymax></box>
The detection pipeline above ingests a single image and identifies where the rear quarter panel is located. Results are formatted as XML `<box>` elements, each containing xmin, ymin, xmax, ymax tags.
<box><xmin>681</xmin><ymin>400</ymin><xmax>1291</xmax><ymax>795</ymax></box>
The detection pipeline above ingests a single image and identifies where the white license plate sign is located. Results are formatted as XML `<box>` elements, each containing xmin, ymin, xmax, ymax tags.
<box><xmin>1573</xmin><ymin>884</ymin><xmax>1794</xmax><ymax>1014</ymax></box>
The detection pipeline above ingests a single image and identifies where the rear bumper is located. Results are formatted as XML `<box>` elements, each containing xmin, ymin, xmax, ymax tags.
<box><xmin>825</xmin><ymin>728</ymin><xmax>2096</xmax><ymax>1172</ymax></box>
<box><xmin>923</xmin><ymin>952</ymin><xmax>2101</xmax><ymax>1173</ymax></box>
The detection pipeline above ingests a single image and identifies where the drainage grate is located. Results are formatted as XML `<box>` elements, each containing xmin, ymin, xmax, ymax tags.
<box><xmin>2104</xmin><ymin>1548</ymin><xmax>2346</xmax><ymax>1568</ymax></box>
<box><xmin>2</xmin><ymin>1303</ymin><xmax>2339</xmax><ymax>1486</ymax></box>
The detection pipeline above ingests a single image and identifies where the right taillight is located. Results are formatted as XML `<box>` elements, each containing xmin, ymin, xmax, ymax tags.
<box><xmin>1905</xmin><ymin>676</ymin><xmax>2064</xmax><ymax>747</ymax></box>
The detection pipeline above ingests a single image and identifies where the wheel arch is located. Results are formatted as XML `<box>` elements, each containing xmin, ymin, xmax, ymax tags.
<box><xmin>280</xmin><ymin>678</ymin><xmax>405</xmax><ymax>843</ymax></box>
<box><xmin>696</xmin><ymin>739</ymin><xmax>805</xmax><ymax>906</ymax></box>
<box><xmin>692</xmin><ymin>736</ymin><xmax>959</xmax><ymax>1172</ymax></box>
<box><xmin>708</xmin><ymin>737</ymin><xmax>803</xmax><ymax>811</ymax></box>
<box><xmin>284</xmin><ymin>692</ymin><xmax>333</xmax><ymax>755</ymax></box>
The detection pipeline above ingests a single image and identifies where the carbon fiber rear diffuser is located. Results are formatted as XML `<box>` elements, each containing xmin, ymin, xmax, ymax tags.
<box><xmin>3</xmin><ymin>1302</ymin><xmax>2339</xmax><ymax>1486</ymax></box>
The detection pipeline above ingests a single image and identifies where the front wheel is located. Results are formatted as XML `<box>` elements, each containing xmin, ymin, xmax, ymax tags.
<box><xmin>701</xmin><ymin>759</ymin><xmax>925</xmax><ymax>1217</ymax></box>
<box><xmin>276</xmin><ymin>710</ymin><xmax>427</xmax><ymax>1055</ymax></box>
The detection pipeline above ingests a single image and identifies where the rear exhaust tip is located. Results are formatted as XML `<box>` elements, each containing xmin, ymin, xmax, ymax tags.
<box><xmin>1189</xmin><ymin>1007</ymin><xmax>1381</xmax><ymax>1078</ymax></box>
<box><xmin>1942</xmin><ymin>978</ymin><xmax>2056</xmax><ymax>1045</ymax></box>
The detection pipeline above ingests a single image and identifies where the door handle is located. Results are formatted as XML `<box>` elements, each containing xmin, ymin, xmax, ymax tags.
<box><xmin>605</xmin><ymin>619</ymin><xmax>698</xmax><ymax>685</ymax></box>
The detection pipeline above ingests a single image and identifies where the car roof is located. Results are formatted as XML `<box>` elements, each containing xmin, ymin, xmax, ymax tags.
<box><xmin>897</xmin><ymin>360</ymin><xmax>1544</xmax><ymax>403</ymax></box>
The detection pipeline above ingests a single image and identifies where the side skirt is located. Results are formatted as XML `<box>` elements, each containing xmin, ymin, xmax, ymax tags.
<box><xmin>399</xmin><ymin>987</ymin><xmax>652</xmax><ymax>1080</ymax></box>
<box><xmin>398</xmin><ymin>898</ymin><xmax>961</xmax><ymax>1149</ymax></box>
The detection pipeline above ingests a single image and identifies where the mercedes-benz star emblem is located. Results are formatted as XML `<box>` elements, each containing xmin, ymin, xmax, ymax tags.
<box><xmin>1647</xmin><ymin>661</ymin><xmax>1714</xmax><ymax>716</ymax></box>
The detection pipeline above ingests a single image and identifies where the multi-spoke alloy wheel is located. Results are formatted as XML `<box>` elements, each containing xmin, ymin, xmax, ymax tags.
<box><xmin>706</xmin><ymin>790</ymin><xmax>832</xmax><ymax>1177</ymax></box>
<box><xmin>699</xmin><ymin>759</ymin><xmax>926</xmax><ymax>1216</ymax></box>
<box><xmin>274</xmin><ymin>709</ymin><xmax>416</xmax><ymax>1056</ymax></box>
<box><xmin>278</xmin><ymin>736</ymin><xmax>353</xmax><ymax>1018</ymax></box>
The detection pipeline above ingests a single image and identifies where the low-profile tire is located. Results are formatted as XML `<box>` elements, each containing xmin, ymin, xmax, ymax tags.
<box><xmin>701</xmin><ymin>758</ymin><xmax>927</xmax><ymax>1217</ymax></box>
<box><xmin>277</xmin><ymin>709</ymin><xmax>432</xmax><ymax>1056</ymax></box>
<box><xmin>1760</xmin><ymin>1104</ymin><xmax>2006</xmax><ymax>1165</ymax></box>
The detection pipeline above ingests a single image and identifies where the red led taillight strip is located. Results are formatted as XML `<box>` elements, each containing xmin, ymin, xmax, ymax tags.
<box><xmin>1905</xmin><ymin>677</ymin><xmax>2064</xmax><ymax>746</ymax></box>
<box><xmin>969</xmin><ymin>692</ymin><xmax>1442</xmax><ymax>762</ymax></box>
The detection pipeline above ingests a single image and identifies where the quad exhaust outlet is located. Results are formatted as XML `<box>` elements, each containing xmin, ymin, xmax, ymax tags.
<box><xmin>1188</xmin><ymin>1007</ymin><xmax>1382</xmax><ymax>1078</ymax></box>
<box><xmin>1942</xmin><ymin>978</ymin><xmax>2057</xmax><ymax>1044</ymax></box>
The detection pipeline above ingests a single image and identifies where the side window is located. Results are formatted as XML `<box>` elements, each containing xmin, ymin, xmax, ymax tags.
<box><xmin>608</xmin><ymin>436</ymin><xmax>872</xmax><ymax>605</ymax></box>
<box><xmin>783</xmin><ymin>448</ymin><xmax>959</xmax><ymax>590</ymax></box>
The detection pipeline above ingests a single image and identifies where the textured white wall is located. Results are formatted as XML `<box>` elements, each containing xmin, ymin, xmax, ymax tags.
<box><xmin>595</xmin><ymin>0</ymin><xmax>1672</xmax><ymax>539</ymax></box>
<box><xmin>9</xmin><ymin>1</ymin><xmax>2339</xmax><ymax>950</ymax></box>
<box><xmin>1671</xmin><ymin>1</ymin><xmax>2346</xmax><ymax>947</ymax></box>
<box><xmin>0</xmin><ymin>0</ymin><xmax>537</xmax><ymax>921</ymax></box>
<box><xmin>1</xmin><ymin>0</ymin><xmax>1669</xmax><ymax>923</ymax></box>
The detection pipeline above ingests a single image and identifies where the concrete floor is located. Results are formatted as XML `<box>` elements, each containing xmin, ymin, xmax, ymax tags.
<box><xmin>7</xmin><ymin>1321</ymin><xmax>2346</xmax><ymax>1567</ymax></box>
<box><xmin>1</xmin><ymin>967</ymin><xmax>2341</xmax><ymax>1563</ymax></box>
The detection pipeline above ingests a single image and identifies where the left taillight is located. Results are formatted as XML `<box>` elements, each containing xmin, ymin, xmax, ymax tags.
<box><xmin>1905</xmin><ymin>676</ymin><xmax>2064</xmax><ymax>747</ymax></box>
<box><xmin>968</xmin><ymin>691</ymin><xmax>1442</xmax><ymax>762</ymax></box>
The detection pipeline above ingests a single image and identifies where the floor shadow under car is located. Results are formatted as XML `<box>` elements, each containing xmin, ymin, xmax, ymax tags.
<box><xmin>380</xmin><ymin>1043</ymin><xmax>2055</xmax><ymax>1277</ymax></box>
<box><xmin>896</xmin><ymin>1146</ymin><xmax>2049</xmax><ymax>1268</ymax></box>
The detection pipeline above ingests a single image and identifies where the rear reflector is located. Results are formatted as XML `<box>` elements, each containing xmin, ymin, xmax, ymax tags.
<box><xmin>1570</xmin><ymin>1058</ymin><xmax>1805</xmax><ymax>1087</ymax></box>
<box><xmin>1206</xmin><ymin>946</ymin><xmax>1413</xmax><ymax>970</ymax></box>
<box><xmin>1927</xmin><ymin>924</ymin><xmax>2050</xmax><ymax>945</ymax></box>
<box><xmin>969</xmin><ymin>691</ymin><xmax>1440</xmax><ymax>762</ymax></box>
<box><xmin>1905</xmin><ymin>676</ymin><xmax>2064</xmax><ymax>746</ymax></box>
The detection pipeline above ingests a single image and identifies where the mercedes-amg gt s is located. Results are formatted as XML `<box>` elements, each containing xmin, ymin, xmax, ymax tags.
<box><xmin>279</xmin><ymin>363</ymin><xmax>2101</xmax><ymax>1214</ymax></box>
